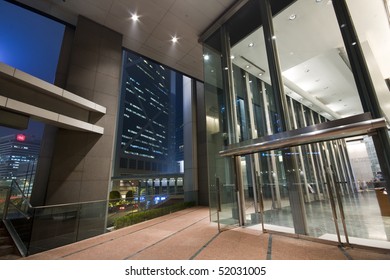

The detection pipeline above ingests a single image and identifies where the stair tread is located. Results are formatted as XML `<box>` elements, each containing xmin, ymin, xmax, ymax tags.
<box><xmin>0</xmin><ymin>254</ymin><xmax>21</xmax><ymax>260</ymax></box>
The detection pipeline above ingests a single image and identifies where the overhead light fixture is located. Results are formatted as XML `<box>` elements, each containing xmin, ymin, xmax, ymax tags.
<box><xmin>248</xmin><ymin>42</ymin><xmax>254</xmax><ymax>47</ymax></box>
<box><xmin>131</xmin><ymin>13</ymin><xmax>139</xmax><ymax>22</ymax></box>
<box><xmin>289</xmin><ymin>14</ymin><xmax>297</xmax><ymax>20</ymax></box>
<box><xmin>231</xmin><ymin>55</ymin><xmax>235</xmax><ymax>59</ymax></box>
<box><xmin>171</xmin><ymin>36</ymin><xmax>178</xmax><ymax>43</ymax></box>
<box><xmin>240</xmin><ymin>55</ymin><xmax>266</xmax><ymax>76</ymax></box>
<box><xmin>204</xmin><ymin>54</ymin><xmax>210</xmax><ymax>61</ymax></box>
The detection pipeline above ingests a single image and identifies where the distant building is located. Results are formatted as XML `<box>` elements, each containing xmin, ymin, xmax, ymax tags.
<box><xmin>115</xmin><ymin>51</ymin><xmax>184</xmax><ymax>175</ymax></box>
<box><xmin>0</xmin><ymin>134</ymin><xmax>40</xmax><ymax>188</ymax></box>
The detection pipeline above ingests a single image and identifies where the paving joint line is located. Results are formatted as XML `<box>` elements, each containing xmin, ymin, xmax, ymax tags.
<box><xmin>57</xmin><ymin>207</ymin><xmax>206</xmax><ymax>259</ymax></box>
<box><xmin>338</xmin><ymin>245</ymin><xmax>353</xmax><ymax>260</ymax></box>
<box><xmin>123</xmin><ymin>214</ymin><xmax>211</xmax><ymax>260</ymax></box>
<box><xmin>266</xmin><ymin>234</ymin><xmax>273</xmax><ymax>260</ymax></box>
<box><xmin>189</xmin><ymin>232</ymin><xmax>220</xmax><ymax>260</ymax></box>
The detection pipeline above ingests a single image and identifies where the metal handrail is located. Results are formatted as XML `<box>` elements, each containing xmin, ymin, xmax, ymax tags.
<box><xmin>219</xmin><ymin>114</ymin><xmax>387</xmax><ymax>157</ymax></box>
<box><xmin>10</xmin><ymin>179</ymin><xmax>32</xmax><ymax>209</ymax></box>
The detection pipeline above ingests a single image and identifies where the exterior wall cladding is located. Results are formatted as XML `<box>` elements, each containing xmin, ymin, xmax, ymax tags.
<box><xmin>37</xmin><ymin>17</ymin><xmax>123</xmax><ymax>239</ymax></box>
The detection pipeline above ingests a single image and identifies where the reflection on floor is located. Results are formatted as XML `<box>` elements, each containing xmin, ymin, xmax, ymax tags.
<box><xmin>244</xmin><ymin>190</ymin><xmax>390</xmax><ymax>249</ymax></box>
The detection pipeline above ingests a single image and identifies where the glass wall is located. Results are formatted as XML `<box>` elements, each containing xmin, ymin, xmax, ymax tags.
<box><xmin>115</xmin><ymin>50</ymin><xmax>184</xmax><ymax>176</ymax></box>
<box><xmin>114</xmin><ymin>49</ymin><xmax>199</xmax><ymax>211</ymax></box>
<box><xmin>202</xmin><ymin>0</ymin><xmax>390</xmax><ymax>248</ymax></box>
<box><xmin>0</xmin><ymin>1</ymin><xmax>65</xmax><ymax>198</ymax></box>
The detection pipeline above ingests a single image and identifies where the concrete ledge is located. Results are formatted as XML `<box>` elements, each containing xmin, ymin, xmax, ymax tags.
<box><xmin>0</xmin><ymin>62</ymin><xmax>106</xmax><ymax>114</ymax></box>
<box><xmin>1</xmin><ymin>96</ymin><xmax>104</xmax><ymax>135</ymax></box>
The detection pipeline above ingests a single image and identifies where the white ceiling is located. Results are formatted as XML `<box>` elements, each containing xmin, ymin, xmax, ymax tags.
<box><xmin>14</xmin><ymin>0</ymin><xmax>236</xmax><ymax>81</ymax></box>
<box><xmin>231</xmin><ymin>0</ymin><xmax>390</xmax><ymax>120</ymax></box>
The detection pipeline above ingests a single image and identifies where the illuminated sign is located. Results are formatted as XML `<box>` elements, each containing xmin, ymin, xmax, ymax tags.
<box><xmin>16</xmin><ymin>134</ymin><xmax>26</xmax><ymax>142</ymax></box>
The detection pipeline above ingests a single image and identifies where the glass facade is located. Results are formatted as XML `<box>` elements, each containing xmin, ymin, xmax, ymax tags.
<box><xmin>115</xmin><ymin>50</ymin><xmax>184</xmax><ymax>175</ymax></box>
<box><xmin>202</xmin><ymin>0</ymin><xmax>390</xmax><ymax>247</ymax></box>
<box><xmin>113</xmin><ymin>49</ymin><xmax>200</xmax><ymax>211</ymax></box>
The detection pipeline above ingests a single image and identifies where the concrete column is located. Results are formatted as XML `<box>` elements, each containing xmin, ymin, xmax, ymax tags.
<box><xmin>183</xmin><ymin>77</ymin><xmax>198</xmax><ymax>203</ymax></box>
<box><xmin>43</xmin><ymin>17</ymin><xmax>122</xmax><ymax>239</ymax></box>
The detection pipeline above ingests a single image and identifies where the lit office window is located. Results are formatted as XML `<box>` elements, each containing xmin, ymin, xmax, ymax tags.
<box><xmin>115</xmin><ymin>50</ymin><xmax>184</xmax><ymax>174</ymax></box>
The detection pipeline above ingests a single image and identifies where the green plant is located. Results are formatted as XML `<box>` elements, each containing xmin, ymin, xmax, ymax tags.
<box><xmin>113</xmin><ymin>201</ymin><xmax>195</xmax><ymax>229</ymax></box>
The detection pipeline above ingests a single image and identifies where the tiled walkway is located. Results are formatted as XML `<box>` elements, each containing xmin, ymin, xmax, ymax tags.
<box><xmin>23</xmin><ymin>207</ymin><xmax>390</xmax><ymax>260</ymax></box>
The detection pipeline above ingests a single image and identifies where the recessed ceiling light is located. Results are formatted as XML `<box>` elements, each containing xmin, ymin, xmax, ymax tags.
<box><xmin>171</xmin><ymin>36</ymin><xmax>178</xmax><ymax>43</ymax></box>
<box><xmin>289</xmin><ymin>14</ymin><xmax>297</xmax><ymax>20</ymax></box>
<box><xmin>231</xmin><ymin>55</ymin><xmax>235</xmax><ymax>59</ymax></box>
<box><xmin>259</xmin><ymin>73</ymin><xmax>263</xmax><ymax>76</ymax></box>
<box><xmin>248</xmin><ymin>42</ymin><xmax>254</xmax><ymax>47</ymax></box>
<box><xmin>204</xmin><ymin>54</ymin><xmax>210</xmax><ymax>61</ymax></box>
<box><xmin>315</xmin><ymin>0</ymin><xmax>323</xmax><ymax>3</ymax></box>
<box><xmin>246</xmin><ymin>65</ymin><xmax>250</xmax><ymax>69</ymax></box>
<box><xmin>131</xmin><ymin>13</ymin><xmax>139</xmax><ymax>22</ymax></box>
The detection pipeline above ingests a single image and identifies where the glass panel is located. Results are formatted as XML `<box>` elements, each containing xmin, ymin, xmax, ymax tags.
<box><xmin>202</xmin><ymin>0</ymin><xmax>390</xmax><ymax>249</ymax></box>
<box><xmin>273</xmin><ymin>0</ymin><xmax>362</xmax><ymax>121</ymax></box>
<box><xmin>115</xmin><ymin>50</ymin><xmax>184</xmax><ymax>176</ymax></box>
<box><xmin>258</xmin><ymin>149</ymin><xmax>294</xmax><ymax>233</ymax></box>
<box><xmin>203</xmin><ymin>32</ymin><xmax>239</xmax><ymax>229</ymax></box>
<box><xmin>0</xmin><ymin>186</ymin><xmax>9</xmax><ymax>219</ymax></box>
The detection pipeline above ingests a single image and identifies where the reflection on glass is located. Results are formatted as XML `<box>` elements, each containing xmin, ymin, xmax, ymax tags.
<box><xmin>203</xmin><ymin>0</ymin><xmax>390</xmax><ymax>247</ymax></box>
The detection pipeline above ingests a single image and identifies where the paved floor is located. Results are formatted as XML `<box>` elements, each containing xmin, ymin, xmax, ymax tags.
<box><xmin>23</xmin><ymin>206</ymin><xmax>390</xmax><ymax>260</ymax></box>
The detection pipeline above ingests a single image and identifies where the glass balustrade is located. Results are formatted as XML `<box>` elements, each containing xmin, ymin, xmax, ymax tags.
<box><xmin>1</xmin><ymin>179</ymin><xmax>191</xmax><ymax>255</ymax></box>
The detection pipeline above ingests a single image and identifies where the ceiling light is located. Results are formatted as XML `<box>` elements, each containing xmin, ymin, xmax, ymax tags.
<box><xmin>231</xmin><ymin>55</ymin><xmax>235</xmax><ymax>59</ymax></box>
<box><xmin>204</xmin><ymin>54</ymin><xmax>210</xmax><ymax>61</ymax></box>
<box><xmin>171</xmin><ymin>36</ymin><xmax>178</xmax><ymax>43</ymax></box>
<box><xmin>259</xmin><ymin>73</ymin><xmax>263</xmax><ymax>76</ymax></box>
<box><xmin>246</xmin><ymin>65</ymin><xmax>250</xmax><ymax>69</ymax></box>
<box><xmin>131</xmin><ymin>13</ymin><xmax>139</xmax><ymax>22</ymax></box>
<box><xmin>315</xmin><ymin>0</ymin><xmax>323</xmax><ymax>2</ymax></box>
<box><xmin>248</xmin><ymin>42</ymin><xmax>254</xmax><ymax>47</ymax></box>
<box><xmin>289</xmin><ymin>14</ymin><xmax>297</xmax><ymax>20</ymax></box>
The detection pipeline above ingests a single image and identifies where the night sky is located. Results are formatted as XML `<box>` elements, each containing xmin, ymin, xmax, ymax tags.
<box><xmin>0</xmin><ymin>0</ymin><xmax>65</xmax><ymax>137</ymax></box>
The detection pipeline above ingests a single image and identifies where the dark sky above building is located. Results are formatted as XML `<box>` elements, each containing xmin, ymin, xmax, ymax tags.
<box><xmin>0</xmin><ymin>0</ymin><xmax>65</xmax><ymax>137</ymax></box>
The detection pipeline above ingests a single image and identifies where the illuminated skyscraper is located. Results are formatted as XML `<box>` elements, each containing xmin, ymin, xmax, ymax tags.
<box><xmin>115</xmin><ymin>51</ymin><xmax>184</xmax><ymax>175</ymax></box>
<box><xmin>0</xmin><ymin>134</ymin><xmax>40</xmax><ymax>184</ymax></box>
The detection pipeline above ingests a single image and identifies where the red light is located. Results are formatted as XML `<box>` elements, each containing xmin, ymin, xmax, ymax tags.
<box><xmin>16</xmin><ymin>134</ymin><xmax>26</xmax><ymax>142</ymax></box>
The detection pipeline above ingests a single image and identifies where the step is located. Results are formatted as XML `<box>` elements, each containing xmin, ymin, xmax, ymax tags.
<box><xmin>0</xmin><ymin>235</ymin><xmax>12</xmax><ymax>246</ymax></box>
<box><xmin>0</xmin><ymin>254</ymin><xmax>21</xmax><ymax>260</ymax></box>
<box><xmin>0</xmin><ymin>244</ymin><xmax>15</xmax><ymax>256</ymax></box>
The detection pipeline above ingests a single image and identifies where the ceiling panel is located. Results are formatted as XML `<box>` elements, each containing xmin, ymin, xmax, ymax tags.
<box><xmin>14</xmin><ymin>0</ymin><xmax>236</xmax><ymax>81</ymax></box>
